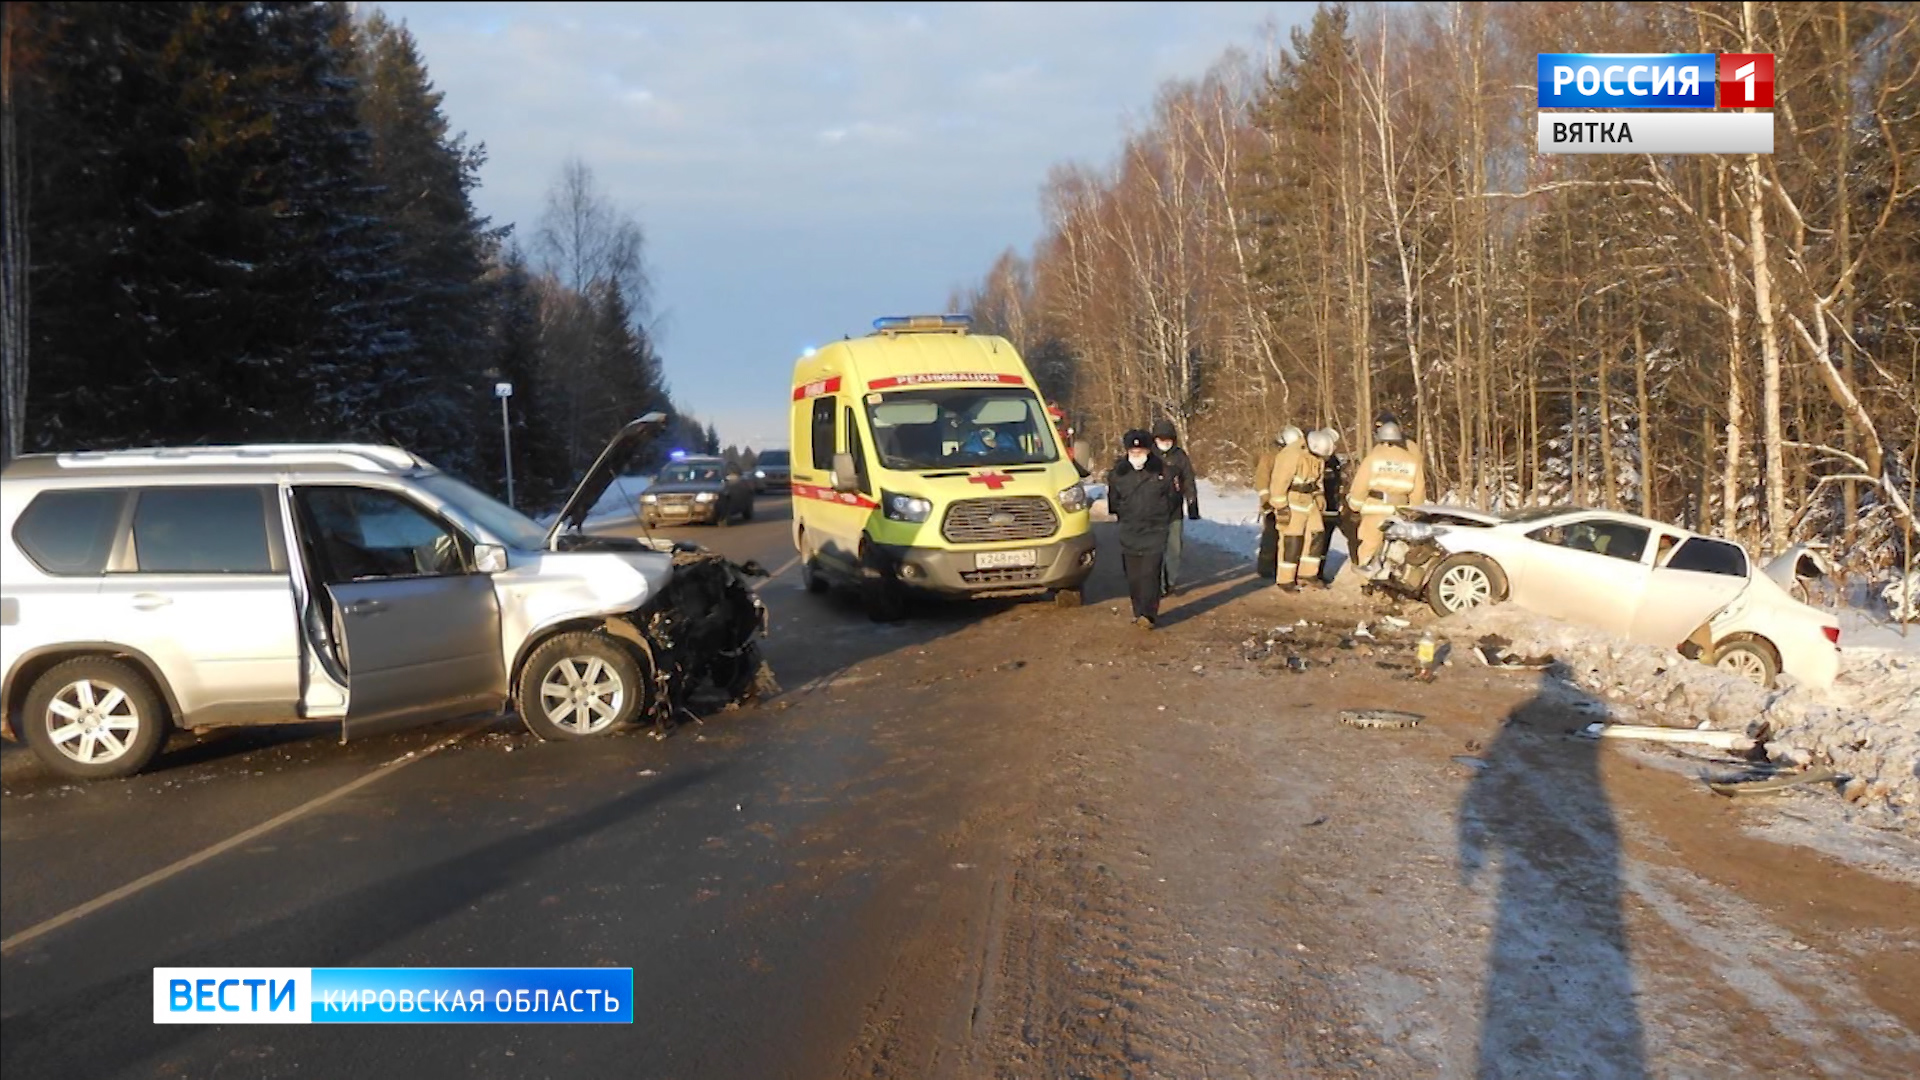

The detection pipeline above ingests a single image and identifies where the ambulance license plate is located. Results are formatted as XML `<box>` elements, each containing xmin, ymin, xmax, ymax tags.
<box><xmin>975</xmin><ymin>549</ymin><xmax>1037</xmax><ymax>570</ymax></box>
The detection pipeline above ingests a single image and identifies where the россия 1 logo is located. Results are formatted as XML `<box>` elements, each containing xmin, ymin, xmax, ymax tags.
<box><xmin>1536</xmin><ymin>51</ymin><xmax>1774</xmax><ymax>155</ymax></box>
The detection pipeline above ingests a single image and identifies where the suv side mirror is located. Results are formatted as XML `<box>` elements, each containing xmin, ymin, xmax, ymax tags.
<box><xmin>832</xmin><ymin>452</ymin><xmax>860</xmax><ymax>494</ymax></box>
<box><xmin>474</xmin><ymin>543</ymin><xmax>508</xmax><ymax>574</ymax></box>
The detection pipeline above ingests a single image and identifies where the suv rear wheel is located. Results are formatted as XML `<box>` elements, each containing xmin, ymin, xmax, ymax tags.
<box><xmin>518</xmin><ymin>633</ymin><xmax>649</xmax><ymax>740</ymax></box>
<box><xmin>22</xmin><ymin>657</ymin><xmax>170</xmax><ymax>779</ymax></box>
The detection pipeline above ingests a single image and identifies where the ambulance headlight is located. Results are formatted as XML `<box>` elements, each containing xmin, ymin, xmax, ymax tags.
<box><xmin>694</xmin><ymin>492</ymin><xmax>717</xmax><ymax>503</ymax></box>
<box><xmin>883</xmin><ymin>491</ymin><xmax>933</xmax><ymax>523</ymax></box>
<box><xmin>1057</xmin><ymin>482</ymin><xmax>1090</xmax><ymax>514</ymax></box>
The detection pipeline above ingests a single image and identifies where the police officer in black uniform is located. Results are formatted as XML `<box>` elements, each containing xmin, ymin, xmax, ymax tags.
<box><xmin>1107</xmin><ymin>429</ymin><xmax>1177</xmax><ymax>629</ymax></box>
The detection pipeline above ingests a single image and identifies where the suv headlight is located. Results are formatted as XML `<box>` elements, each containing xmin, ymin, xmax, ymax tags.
<box><xmin>641</xmin><ymin>493</ymin><xmax>658</xmax><ymax>503</ymax></box>
<box><xmin>754</xmin><ymin>469</ymin><xmax>766</xmax><ymax>478</ymax></box>
<box><xmin>883</xmin><ymin>491</ymin><xmax>933</xmax><ymax>523</ymax></box>
<box><xmin>695</xmin><ymin>492</ymin><xmax>717</xmax><ymax>503</ymax></box>
<box><xmin>1058</xmin><ymin>482</ymin><xmax>1089</xmax><ymax>513</ymax></box>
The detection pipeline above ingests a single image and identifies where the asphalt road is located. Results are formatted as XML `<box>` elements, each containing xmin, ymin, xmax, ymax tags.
<box><xmin>0</xmin><ymin>493</ymin><xmax>1034</xmax><ymax>1080</ymax></box>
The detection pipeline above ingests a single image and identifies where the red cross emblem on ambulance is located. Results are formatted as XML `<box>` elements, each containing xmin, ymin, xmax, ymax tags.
<box><xmin>967</xmin><ymin>472</ymin><xmax>1015</xmax><ymax>491</ymax></box>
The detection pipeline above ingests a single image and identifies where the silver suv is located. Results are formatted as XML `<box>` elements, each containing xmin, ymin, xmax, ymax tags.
<box><xmin>1</xmin><ymin>416</ymin><xmax>769</xmax><ymax>779</ymax></box>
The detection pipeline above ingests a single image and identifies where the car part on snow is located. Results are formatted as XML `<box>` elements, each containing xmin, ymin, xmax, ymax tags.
<box><xmin>1578</xmin><ymin>722</ymin><xmax>1754</xmax><ymax>752</ymax></box>
<box><xmin>1706</xmin><ymin>767</ymin><xmax>1841</xmax><ymax>798</ymax></box>
<box><xmin>1340</xmin><ymin>708</ymin><xmax>1425</xmax><ymax>730</ymax></box>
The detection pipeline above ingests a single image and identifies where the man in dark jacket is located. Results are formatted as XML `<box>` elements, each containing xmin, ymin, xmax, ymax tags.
<box><xmin>1108</xmin><ymin>429</ymin><xmax>1177</xmax><ymax>628</ymax></box>
<box><xmin>1150</xmin><ymin>419</ymin><xmax>1200</xmax><ymax>596</ymax></box>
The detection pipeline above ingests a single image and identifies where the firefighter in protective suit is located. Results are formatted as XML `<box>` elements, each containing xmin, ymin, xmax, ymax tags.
<box><xmin>1348</xmin><ymin>416</ymin><xmax>1426</xmax><ymax>567</ymax></box>
<box><xmin>1299</xmin><ymin>428</ymin><xmax>1338</xmax><ymax>584</ymax></box>
<box><xmin>1254</xmin><ymin>427</ymin><xmax>1303</xmax><ymax>581</ymax></box>
<box><xmin>1267</xmin><ymin>427</ymin><xmax>1325</xmax><ymax>590</ymax></box>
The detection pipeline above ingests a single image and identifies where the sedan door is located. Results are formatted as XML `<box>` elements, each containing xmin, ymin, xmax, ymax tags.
<box><xmin>293</xmin><ymin>485</ymin><xmax>506</xmax><ymax>737</ymax></box>
<box><xmin>1630</xmin><ymin>535</ymin><xmax>1752</xmax><ymax>648</ymax></box>
<box><xmin>1506</xmin><ymin>517</ymin><xmax>1655</xmax><ymax>637</ymax></box>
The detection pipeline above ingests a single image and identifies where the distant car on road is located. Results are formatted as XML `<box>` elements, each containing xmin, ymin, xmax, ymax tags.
<box><xmin>752</xmin><ymin>449</ymin><xmax>791</xmax><ymax>493</ymax></box>
<box><xmin>641</xmin><ymin>456</ymin><xmax>755</xmax><ymax>527</ymax></box>
<box><xmin>1368</xmin><ymin>504</ymin><xmax>1842</xmax><ymax>690</ymax></box>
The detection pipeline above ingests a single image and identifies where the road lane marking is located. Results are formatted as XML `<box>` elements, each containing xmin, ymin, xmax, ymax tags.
<box><xmin>753</xmin><ymin>555</ymin><xmax>799</xmax><ymax>590</ymax></box>
<box><xmin>4</xmin><ymin>558</ymin><xmax>797</xmax><ymax>958</ymax></box>
<box><xmin>0</xmin><ymin>717</ymin><xmax>491</xmax><ymax>958</ymax></box>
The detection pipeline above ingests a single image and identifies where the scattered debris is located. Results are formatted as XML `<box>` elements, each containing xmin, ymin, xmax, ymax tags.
<box><xmin>1380</xmin><ymin>616</ymin><xmax>1412</xmax><ymax>630</ymax></box>
<box><xmin>1451</xmin><ymin>755</ymin><xmax>1490</xmax><ymax>771</ymax></box>
<box><xmin>1707</xmin><ymin>768</ymin><xmax>1842</xmax><ymax>798</ymax></box>
<box><xmin>1353</xmin><ymin>623</ymin><xmax>1375</xmax><ymax>640</ymax></box>
<box><xmin>1340</xmin><ymin>709</ymin><xmax>1425</xmax><ymax>730</ymax></box>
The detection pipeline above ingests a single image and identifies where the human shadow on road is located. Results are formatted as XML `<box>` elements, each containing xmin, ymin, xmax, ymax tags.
<box><xmin>1458</xmin><ymin>677</ymin><xmax>1647</xmax><ymax>1079</ymax></box>
<box><xmin>0</xmin><ymin>764</ymin><xmax>721</xmax><ymax>1080</ymax></box>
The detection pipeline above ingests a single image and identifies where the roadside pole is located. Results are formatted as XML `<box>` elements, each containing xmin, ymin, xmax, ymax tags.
<box><xmin>496</xmin><ymin>381</ymin><xmax>515</xmax><ymax>509</ymax></box>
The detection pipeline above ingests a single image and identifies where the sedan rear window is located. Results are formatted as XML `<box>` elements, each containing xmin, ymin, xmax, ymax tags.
<box><xmin>13</xmin><ymin>489</ymin><xmax>128</xmax><ymax>575</ymax></box>
<box><xmin>1665</xmin><ymin>537</ymin><xmax>1748</xmax><ymax>578</ymax></box>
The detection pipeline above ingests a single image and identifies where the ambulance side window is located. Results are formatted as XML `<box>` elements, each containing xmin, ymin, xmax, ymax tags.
<box><xmin>844</xmin><ymin>405</ymin><xmax>871</xmax><ymax>493</ymax></box>
<box><xmin>810</xmin><ymin>398</ymin><xmax>835</xmax><ymax>472</ymax></box>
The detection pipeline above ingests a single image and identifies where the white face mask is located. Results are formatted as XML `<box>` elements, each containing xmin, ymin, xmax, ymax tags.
<box><xmin>1155</xmin><ymin>439</ymin><xmax>1173</xmax><ymax>453</ymax></box>
<box><xmin>1127</xmin><ymin>452</ymin><xmax>1149</xmax><ymax>469</ymax></box>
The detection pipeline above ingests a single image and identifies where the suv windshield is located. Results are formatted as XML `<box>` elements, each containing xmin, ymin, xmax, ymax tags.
<box><xmin>757</xmin><ymin>451</ymin><xmax>789</xmax><ymax>466</ymax></box>
<box><xmin>416</xmin><ymin>473</ymin><xmax>549</xmax><ymax>550</ymax></box>
<box><xmin>659</xmin><ymin>463</ymin><xmax>725</xmax><ymax>484</ymax></box>
<box><xmin>864</xmin><ymin>387</ymin><xmax>1060</xmax><ymax>470</ymax></box>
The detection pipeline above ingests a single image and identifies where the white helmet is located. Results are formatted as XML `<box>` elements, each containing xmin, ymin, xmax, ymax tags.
<box><xmin>1306</xmin><ymin>429</ymin><xmax>1335</xmax><ymax>457</ymax></box>
<box><xmin>1375</xmin><ymin>419</ymin><xmax>1405</xmax><ymax>445</ymax></box>
<box><xmin>1276</xmin><ymin>425</ymin><xmax>1304</xmax><ymax>447</ymax></box>
<box><xmin>1318</xmin><ymin>427</ymin><xmax>1341</xmax><ymax>446</ymax></box>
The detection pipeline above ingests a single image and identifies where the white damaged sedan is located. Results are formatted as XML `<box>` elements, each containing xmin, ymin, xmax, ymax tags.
<box><xmin>1367</xmin><ymin>505</ymin><xmax>1842</xmax><ymax>690</ymax></box>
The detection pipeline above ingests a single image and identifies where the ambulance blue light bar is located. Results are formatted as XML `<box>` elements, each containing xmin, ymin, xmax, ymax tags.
<box><xmin>872</xmin><ymin>314</ymin><xmax>973</xmax><ymax>332</ymax></box>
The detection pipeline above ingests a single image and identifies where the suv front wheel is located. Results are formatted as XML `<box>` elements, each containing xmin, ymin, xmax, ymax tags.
<box><xmin>22</xmin><ymin>657</ymin><xmax>170</xmax><ymax>779</ymax></box>
<box><xmin>517</xmin><ymin>633</ymin><xmax>650</xmax><ymax>740</ymax></box>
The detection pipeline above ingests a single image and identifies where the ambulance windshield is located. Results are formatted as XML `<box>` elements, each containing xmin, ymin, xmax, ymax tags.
<box><xmin>864</xmin><ymin>387</ymin><xmax>1062</xmax><ymax>470</ymax></box>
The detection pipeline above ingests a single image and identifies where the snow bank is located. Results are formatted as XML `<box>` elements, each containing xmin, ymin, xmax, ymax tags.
<box><xmin>1448</xmin><ymin>604</ymin><xmax>1920</xmax><ymax>823</ymax></box>
<box><xmin>1183</xmin><ymin>480</ymin><xmax>1354</xmax><ymax>574</ymax></box>
<box><xmin>534</xmin><ymin>476</ymin><xmax>652</xmax><ymax>528</ymax></box>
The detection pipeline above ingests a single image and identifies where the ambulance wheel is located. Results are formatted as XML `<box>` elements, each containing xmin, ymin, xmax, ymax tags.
<box><xmin>864</xmin><ymin>577</ymin><xmax>908</xmax><ymax>623</ymax></box>
<box><xmin>801</xmin><ymin>557</ymin><xmax>830</xmax><ymax>595</ymax></box>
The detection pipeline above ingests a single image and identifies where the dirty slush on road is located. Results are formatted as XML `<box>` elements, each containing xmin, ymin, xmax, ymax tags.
<box><xmin>824</xmin><ymin>533</ymin><xmax>1920</xmax><ymax>1080</ymax></box>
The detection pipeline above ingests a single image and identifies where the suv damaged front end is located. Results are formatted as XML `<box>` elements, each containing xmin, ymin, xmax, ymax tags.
<box><xmin>527</xmin><ymin>415</ymin><xmax>775</xmax><ymax>729</ymax></box>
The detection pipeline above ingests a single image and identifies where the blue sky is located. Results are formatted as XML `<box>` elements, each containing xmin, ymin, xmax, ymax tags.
<box><xmin>374</xmin><ymin>1</ymin><xmax>1316</xmax><ymax>450</ymax></box>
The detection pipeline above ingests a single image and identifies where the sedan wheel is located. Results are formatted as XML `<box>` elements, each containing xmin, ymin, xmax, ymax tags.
<box><xmin>1427</xmin><ymin>554</ymin><xmax>1506</xmax><ymax>618</ymax></box>
<box><xmin>1712</xmin><ymin>639</ymin><xmax>1778</xmax><ymax>688</ymax></box>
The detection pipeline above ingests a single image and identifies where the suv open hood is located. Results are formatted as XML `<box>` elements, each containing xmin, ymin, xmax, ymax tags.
<box><xmin>546</xmin><ymin>412</ymin><xmax>669</xmax><ymax>549</ymax></box>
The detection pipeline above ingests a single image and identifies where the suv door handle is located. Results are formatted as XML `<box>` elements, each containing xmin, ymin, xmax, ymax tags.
<box><xmin>343</xmin><ymin>599</ymin><xmax>388</xmax><ymax>617</ymax></box>
<box><xmin>131</xmin><ymin>593</ymin><xmax>173</xmax><ymax>611</ymax></box>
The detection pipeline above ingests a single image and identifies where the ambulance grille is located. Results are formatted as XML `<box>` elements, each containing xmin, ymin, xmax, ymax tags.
<box><xmin>942</xmin><ymin>497</ymin><xmax>1059</xmax><ymax>544</ymax></box>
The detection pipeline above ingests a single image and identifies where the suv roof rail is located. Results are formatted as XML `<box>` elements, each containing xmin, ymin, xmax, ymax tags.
<box><xmin>49</xmin><ymin>444</ymin><xmax>432</xmax><ymax>474</ymax></box>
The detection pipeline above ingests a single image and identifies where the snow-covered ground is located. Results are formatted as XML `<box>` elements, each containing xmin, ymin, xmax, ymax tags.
<box><xmin>533</xmin><ymin>475</ymin><xmax>652</xmax><ymax>528</ymax></box>
<box><xmin>1167</xmin><ymin>479</ymin><xmax>1354</xmax><ymax>572</ymax></box>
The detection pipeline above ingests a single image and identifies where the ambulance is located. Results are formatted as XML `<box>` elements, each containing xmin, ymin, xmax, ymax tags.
<box><xmin>789</xmin><ymin>314</ymin><xmax>1096</xmax><ymax>621</ymax></box>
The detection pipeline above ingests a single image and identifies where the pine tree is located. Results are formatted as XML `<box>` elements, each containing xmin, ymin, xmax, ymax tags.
<box><xmin>352</xmin><ymin>9</ymin><xmax>506</xmax><ymax>476</ymax></box>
